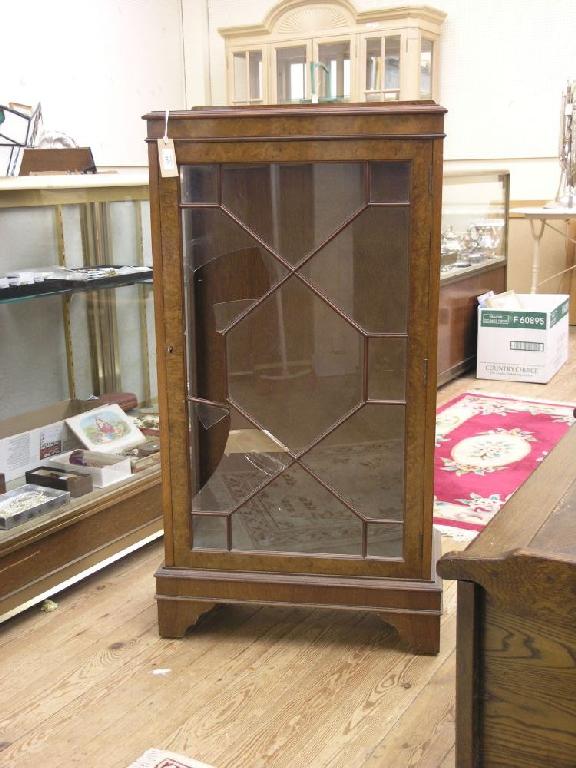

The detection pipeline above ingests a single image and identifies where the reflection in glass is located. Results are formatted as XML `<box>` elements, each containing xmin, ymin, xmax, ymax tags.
<box><xmin>193</xmin><ymin>400</ymin><xmax>229</xmax><ymax>430</ymax></box>
<box><xmin>277</xmin><ymin>46</ymin><xmax>307</xmax><ymax>103</ymax></box>
<box><xmin>227</xmin><ymin>275</ymin><xmax>363</xmax><ymax>453</ymax></box>
<box><xmin>231</xmin><ymin>464</ymin><xmax>362</xmax><ymax>554</ymax></box>
<box><xmin>221</xmin><ymin>163</ymin><xmax>365</xmax><ymax>265</ymax></box>
<box><xmin>370</xmin><ymin>161</ymin><xmax>410</xmax><ymax>203</ymax></box>
<box><xmin>384</xmin><ymin>35</ymin><xmax>401</xmax><ymax>92</ymax></box>
<box><xmin>181</xmin><ymin>165</ymin><xmax>219</xmax><ymax>204</ymax></box>
<box><xmin>301</xmin><ymin>404</ymin><xmax>405</xmax><ymax>521</ymax></box>
<box><xmin>317</xmin><ymin>41</ymin><xmax>351</xmax><ymax>101</ymax></box>
<box><xmin>192</xmin><ymin>514</ymin><xmax>228</xmax><ymax>549</ymax></box>
<box><xmin>182</xmin><ymin>208</ymin><xmax>290</xmax><ymax>404</ymax></box>
<box><xmin>191</xmin><ymin>404</ymin><xmax>290</xmax><ymax>513</ymax></box>
<box><xmin>367</xmin><ymin>523</ymin><xmax>403</xmax><ymax>558</ymax></box>
<box><xmin>367</xmin><ymin>337</ymin><xmax>406</xmax><ymax>401</ymax></box>
<box><xmin>183</xmin><ymin>207</ymin><xmax>289</xmax><ymax>274</ymax></box>
<box><xmin>233</xmin><ymin>53</ymin><xmax>248</xmax><ymax>102</ymax></box>
<box><xmin>420</xmin><ymin>39</ymin><xmax>434</xmax><ymax>98</ymax></box>
<box><xmin>299</xmin><ymin>207</ymin><xmax>410</xmax><ymax>333</ymax></box>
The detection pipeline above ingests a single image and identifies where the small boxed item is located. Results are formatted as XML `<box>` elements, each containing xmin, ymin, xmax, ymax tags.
<box><xmin>0</xmin><ymin>484</ymin><xmax>70</xmax><ymax>530</ymax></box>
<box><xmin>46</xmin><ymin>450</ymin><xmax>132</xmax><ymax>488</ymax></box>
<box><xmin>66</xmin><ymin>403</ymin><xmax>145</xmax><ymax>453</ymax></box>
<box><xmin>25</xmin><ymin>466</ymin><xmax>93</xmax><ymax>498</ymax></box>
<box><xmin>0</xmin><ymin>398</ymin><xmax>100</xmax><ymax>483</ymax></box>
<box><xmin>129</xmin><ymin>454</ymin><xmax>161</xmax><ymax>473</ymax></box>
<box><xmin>477</xmin><ymin>293</ymin><xmax>569</xmax><ymax>383</ymax></box>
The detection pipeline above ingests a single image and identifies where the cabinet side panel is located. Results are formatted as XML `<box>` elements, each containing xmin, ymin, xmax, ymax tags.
<box><xmin>420</xmin><ymin>136</ymin><xmax>443</xmax><ymax>578</ymax></box>
<box><xmin>148</xmin><ymin>142</ymin><xmax>177</xmax><ymax>565</ymax></box>
<box><xmin>455</xmin><ymin>581</ymin><xmax>483</xmax><ymax>768</ymax></box>
<box><xmin>482</xmin><ymin>592</ymin><xmax>576</xmax><ymax>767</ymax></box>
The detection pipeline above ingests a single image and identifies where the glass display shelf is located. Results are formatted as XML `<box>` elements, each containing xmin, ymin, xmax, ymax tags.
<box><xmin>0</xmin><ymin>173</ymin><xmax>162</xmax><ymax>621</ymax></box>
<box><xmin>0</xmin><ymin>270</ymin><xmax>152</xmax><ymax>303</ymax></box>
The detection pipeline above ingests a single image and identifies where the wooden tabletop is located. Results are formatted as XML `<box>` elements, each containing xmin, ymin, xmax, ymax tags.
<box><xmin>438</xmin><ymin>423</ymin><xmax>576</xmax><ymax>622</ymax></box>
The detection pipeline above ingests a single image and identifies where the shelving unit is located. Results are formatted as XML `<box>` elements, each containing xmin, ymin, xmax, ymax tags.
<box><xmin>0</xmin><ymin>173</ymin><xmax>162</xmax><ymax>619</ymax></box>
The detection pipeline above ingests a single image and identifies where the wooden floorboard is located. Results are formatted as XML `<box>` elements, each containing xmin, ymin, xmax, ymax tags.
<box><xmin>1</xmin><ymin>331</ymin><xmax>575</xmax><ymax>768</ymax></box>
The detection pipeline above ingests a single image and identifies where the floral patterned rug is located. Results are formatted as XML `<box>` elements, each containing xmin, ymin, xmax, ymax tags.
<box><xmin>434</xmin><ymin>392</ymin><xmax>575</xmax><ymax>540</ymax></box>
<box><xmin>129</xmin><ymin>749</ymin><xmax>214</xmax><ymax>768</ymax></box>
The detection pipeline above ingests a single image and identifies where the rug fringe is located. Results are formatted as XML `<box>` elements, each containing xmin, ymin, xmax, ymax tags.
<box><xmin>455</xmin><ymin>389</ymin><xmax>576</xmax><ymax>409</ymax></box>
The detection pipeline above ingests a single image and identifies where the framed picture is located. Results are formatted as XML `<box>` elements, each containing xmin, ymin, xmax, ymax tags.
<box><xmin>66</xmin><ymin>404</ymin><xmax>145</xmax><ymax>453</ymax></box>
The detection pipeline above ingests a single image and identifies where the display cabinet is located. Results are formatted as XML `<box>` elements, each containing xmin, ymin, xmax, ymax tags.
<box><xmin>438</xmin><ymin>170</ymin><xmax>510</xmax><ymax>384</ymax></box>
<box><xmin>0</xmin><ymin>174</ymin><xmax>162</xmax><ymax>619</ymax></box>
<box><xmin>147</xmin><ymin>102</ymin><xmax>445</xmax><ymax>654</ymax></box>
<box><xmin>221</xmin><ymin>2</ymin><xmax>445</xmax><ymax>105</ymax></box>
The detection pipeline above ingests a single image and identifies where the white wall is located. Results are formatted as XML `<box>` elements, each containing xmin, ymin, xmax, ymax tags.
<box><xmin>3</xmin><ymin>0</ymin><xmax>575</xmax><ymax>185</ymax></box>
<box><xmin>0</xmin><ymin>0</ymin><xmax>187</xmax><ymax>170</ymax></box>
<box><xmin>203</xmin><ymin>0</ymin><xmax>576</xmax><ymax>201</ymax></box>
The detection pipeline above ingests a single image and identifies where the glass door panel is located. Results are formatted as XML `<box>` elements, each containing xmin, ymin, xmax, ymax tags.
<box><xmin>232</xmin><ymin>52</ymin><xmax>248</xmax><ymax>103</ymax></box>
<box><xmin>232</xmin><ymin>49</ymin><xmax>264</xmax><ymax>104</ymax></box>
<box><xmin>420</xmin><ymin>38</ymin><xmax>434</xmax><ymax>98</ymax></box>
<box><xmin>363</xmin><ymin>35</ymin><xmax>401</xmax><ymax>102</ymax></box>
<box><xmin>182</xmin><ymin>161</ymin><xmax>412</xmax><ymax>561</ymax></box>
<box><xmin>384</xmin><ymin>35</ymin><xmax>401</xmax><ymax>95</ymax></box>
<box><xmin>248</xmin><ymin>51</ymin><xmax>263</xmax><ymax>101</ymax></box>
<box><xmin>317</xmin><ymin>40</ymin><xmax>351</xmax><ymax>101</ymax></box>
<box><xmin>276</xmin><ymin>45</ymin><xmax>308</xmax><ymax>103</ymax></box>
<box><xmin>366</xmin><ymin>38</ymin><xmax>381</xmax><ymax>92</ymax></box>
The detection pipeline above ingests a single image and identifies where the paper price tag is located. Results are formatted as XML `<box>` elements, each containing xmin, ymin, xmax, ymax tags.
<box><xmin>157</xmin><ymin>138</ymin><xmax>178</xmax><ymax>178</ymax></box>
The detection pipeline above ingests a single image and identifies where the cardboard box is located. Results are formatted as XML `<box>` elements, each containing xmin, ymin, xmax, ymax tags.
<box><xmin>477</xmin><ymin>294</ymin><xmax>569</xmax><ymax>383</ymax></box>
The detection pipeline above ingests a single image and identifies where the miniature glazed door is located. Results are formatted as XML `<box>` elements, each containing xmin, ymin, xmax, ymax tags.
<box><xmin>148</xmin><ymin>105</ymin><xmax>444</xmax><ymax>653</ymax></box>
<box><xmin>180</xmin><ymin>156</ymin><xmax>432</xmax><ymax>579</ymax></box>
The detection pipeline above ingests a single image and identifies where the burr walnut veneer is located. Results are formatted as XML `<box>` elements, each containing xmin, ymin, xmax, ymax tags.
<box><xmin>146</xmin><ymin>103</ymin><xmax>445</xmax><ymax>654</ymax></box>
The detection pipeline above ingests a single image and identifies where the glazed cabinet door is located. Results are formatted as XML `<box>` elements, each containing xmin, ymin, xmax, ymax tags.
<box><xmin>160</xmin><ymin>143</ymin><xmax>436</xmax><ymax>580</ymax></box>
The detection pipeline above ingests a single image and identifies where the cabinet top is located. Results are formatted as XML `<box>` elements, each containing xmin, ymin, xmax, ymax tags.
<box><xmin>437</xmin><ymin>425</ymin><xmax>576</xmax><ymax>621</ymax></box>
<box><xmin>144</xmin><ymin>101</ymin><xmax>446</xmax><ymax>142</ymax></box>
<box><xmin>144</xmin><ymin>101</ymin><xmax>446</xmax><ymax>120</ymax></box>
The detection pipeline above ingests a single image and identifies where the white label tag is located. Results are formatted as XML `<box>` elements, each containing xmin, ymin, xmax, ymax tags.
<box><xmin>157</xmin><ymin>138</ymin><xmax>178</xmax><ymax>177</ymax></box>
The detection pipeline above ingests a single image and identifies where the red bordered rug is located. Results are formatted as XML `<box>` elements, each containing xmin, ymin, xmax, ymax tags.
<box><xmin>434</xmin><ymin>392</ymin><xmax>575</xmax><ymax>540</ymax></box>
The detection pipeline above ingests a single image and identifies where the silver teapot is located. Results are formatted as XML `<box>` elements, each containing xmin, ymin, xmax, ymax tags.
<box><xmin>467</xmin><ymin>221</ymin><xmax>504</xmax><ymax>258</ymax></box>
<box><xmin>441</xmin><ymin>226</ymin><xmax>467</xmax><ymax>268</ymax></box>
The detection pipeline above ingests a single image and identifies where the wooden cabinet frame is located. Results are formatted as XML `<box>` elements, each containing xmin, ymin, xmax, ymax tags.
<box><xmin>146</xmin><ymin>102</ymin><xmax>445</xmax><ymax>654</ymax></box>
